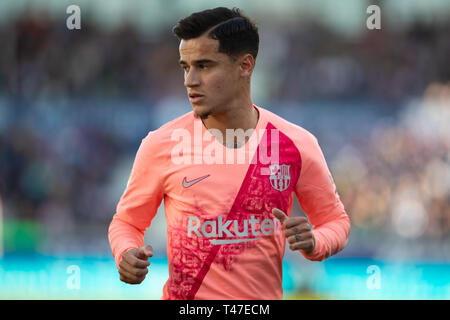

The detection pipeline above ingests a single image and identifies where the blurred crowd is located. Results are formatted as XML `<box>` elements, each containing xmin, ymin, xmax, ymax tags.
<box><xmin>274</xmin><ymin>22</ymin><xmax>450</xmax><ymax>103</ymax></box>
<box><xmin>0</xmin><ymin>10</ymin><xmax>449</xmax><ymax>257</ymax></box>
<box><xmin>1</xmin><ymin>9</ymin><xmax>449</xmax><ymax>103</ymax></box>
<box><xmin>1</xmin><ymin>9</ymin><xmax>184</xmax><ymax>102</ymax></box>
<box><xmin>332</xmin><ymin>83</ymin><xmax>450</xmax><ymax>248</ymax></box>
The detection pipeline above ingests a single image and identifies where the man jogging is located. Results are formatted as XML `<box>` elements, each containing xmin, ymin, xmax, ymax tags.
<box><xmin>108</xmin><ymin>7</ymin><xmax>350</xmax><ymax>300</ymax></box>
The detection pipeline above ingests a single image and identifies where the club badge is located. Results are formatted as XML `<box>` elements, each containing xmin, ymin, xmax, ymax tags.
<box><xmin>269</xmin><ymin>163</ymin><xmax>291</xmax><ymax>191</ymax></box>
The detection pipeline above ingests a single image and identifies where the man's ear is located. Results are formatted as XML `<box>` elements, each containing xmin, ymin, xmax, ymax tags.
<box><xmin>239</xmin><ymin>53</ymin><xmax>255</xmax><ymax>78</ymax></box>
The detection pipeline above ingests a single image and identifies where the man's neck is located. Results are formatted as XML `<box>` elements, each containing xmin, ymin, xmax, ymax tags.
<box><xmin>201</xmin><ymin>101</ymin><xmax>259</xmax><ymax>148</ymax></box>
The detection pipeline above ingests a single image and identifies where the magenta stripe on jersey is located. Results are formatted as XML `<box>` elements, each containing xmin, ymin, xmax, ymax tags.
<box><xmin>186</xmin><ymin>122</ymin><xmax>302</xmax><ymax>299</ymax></box>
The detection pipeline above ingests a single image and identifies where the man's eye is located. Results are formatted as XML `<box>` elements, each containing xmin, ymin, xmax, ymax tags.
<box><xmin>181</xmin><ymin>66</ymin><xmax>189</xmax><ymax>72</ymax></box>
<box><xmin>198</xmin><ymin>64</ymin><xmax>207</xmax><ymax>69</ymax></box>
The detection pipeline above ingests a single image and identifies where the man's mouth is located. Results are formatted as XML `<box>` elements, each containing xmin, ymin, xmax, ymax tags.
<box><xmin>189</xmin><ymin>93</ymin><xmax>204</xmax><ymax>103</ymax></box>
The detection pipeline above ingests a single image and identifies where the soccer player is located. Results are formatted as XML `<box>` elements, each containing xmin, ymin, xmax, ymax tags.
<box><xmin>108</xmin><ymin>7</ymin><xmax>350</xmax><ymax>300</ymax></box>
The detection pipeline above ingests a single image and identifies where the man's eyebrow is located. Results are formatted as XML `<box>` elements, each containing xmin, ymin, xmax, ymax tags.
<box><xmin>179</xmin><ymin>59</ymin><xmax>216</xmax><ymax>66</ymax></box>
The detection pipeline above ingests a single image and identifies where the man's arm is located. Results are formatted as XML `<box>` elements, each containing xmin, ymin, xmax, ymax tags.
<box><xmin>291</xmin><ymin>133</ymin><xmax>351</xmax><ymax>261</ymax></box>
<box><xmin>108</xmin><ymin>131</ymin><xmax>164</xmax><ymax>280</ymax></box>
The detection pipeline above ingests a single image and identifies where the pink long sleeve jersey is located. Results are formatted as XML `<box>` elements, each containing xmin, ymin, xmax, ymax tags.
<box><xmin>108</xmin><ymin>104</ymin><xmax>351</xmax><ymax>300</ymax></box>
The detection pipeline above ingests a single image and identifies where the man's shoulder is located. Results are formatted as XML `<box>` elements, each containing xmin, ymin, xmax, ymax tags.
<box><xmin>259</xmin><ymin>105</ymin><xmax>324</xmax><ymax>167</ymax></box>
<box><xmin>144</xmin><ymin>111</ymin><xmax>194</xmax><ymax>141</ymax></box>
<box><xmin>259</xmin><ymin>106</ymin><xmax>317</xmax><ymax>144</ymax></box>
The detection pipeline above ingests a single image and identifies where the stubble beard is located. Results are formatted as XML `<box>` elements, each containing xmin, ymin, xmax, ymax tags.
<box><xmin>193</xmin><ymin>105</ymin><xmax>213</xmax><ymax>120</ymax></box>
<box><xmin>193</xmin><ymin>111</ymin><xmax>210</xmax><ymax>120</ymax></box>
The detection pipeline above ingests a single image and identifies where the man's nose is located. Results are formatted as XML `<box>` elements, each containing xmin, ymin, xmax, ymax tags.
<box><xmin>184</xmin><ymin>69</ymin><xmax>201</xmax><ymax>88</ymax></box>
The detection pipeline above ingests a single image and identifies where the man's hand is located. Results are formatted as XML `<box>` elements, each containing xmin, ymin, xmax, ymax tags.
<box><xmin>118</xmin><ymin>245</ymin><xmax>153</xmax><ymax>284</ymax></box>
<box><xmin>272</xmin><ymin>208</ymin><xmax>315</xmax><ymax>254</ymax></box>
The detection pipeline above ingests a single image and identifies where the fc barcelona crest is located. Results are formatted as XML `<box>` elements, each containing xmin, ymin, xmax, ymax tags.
<box><xmin>269</xmin><ymin>163</ymin><xmax>291</xmax><ymax>191</ymax></box>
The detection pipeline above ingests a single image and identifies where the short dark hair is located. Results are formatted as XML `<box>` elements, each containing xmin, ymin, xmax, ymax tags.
<box><xmin>173</xmin><ymin>7</ymin><xmax>259</xmax><ymax>60</ymax></box>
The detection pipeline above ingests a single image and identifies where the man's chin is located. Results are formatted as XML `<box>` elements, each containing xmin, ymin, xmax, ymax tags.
<box><xmin>192</xmin><ymin>105</ymin><xmax>211</xmax><ymax>120</ymax></box>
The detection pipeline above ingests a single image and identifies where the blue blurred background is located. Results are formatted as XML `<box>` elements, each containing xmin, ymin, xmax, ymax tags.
<box><xmin>0</xmin><ymin>0</ymin><xmax>449</xmax><ymax>299</ymax></box>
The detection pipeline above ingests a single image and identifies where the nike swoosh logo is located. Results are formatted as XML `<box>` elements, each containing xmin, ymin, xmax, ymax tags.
<box><xmin>182</xmin><ymin>174</ymin><xmax>210</xmax><ymax>188</ymax></box>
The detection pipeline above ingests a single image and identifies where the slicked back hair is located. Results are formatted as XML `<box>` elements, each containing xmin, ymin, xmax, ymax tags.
<box><xmin>173</xmin><ymin>7</ymin><xmax>259</xmax><ymax>60</ymax></box>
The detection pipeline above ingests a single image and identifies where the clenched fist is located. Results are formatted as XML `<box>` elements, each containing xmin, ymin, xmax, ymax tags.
<box><xmin>119</xmin><ymin>245</ymin><xmax>153</xmax><ymax>284</ymax></box>
<box><xmin>272</xmin><ymin>208</ymin><xmax>315</xmax><ymax>254</ymax></box>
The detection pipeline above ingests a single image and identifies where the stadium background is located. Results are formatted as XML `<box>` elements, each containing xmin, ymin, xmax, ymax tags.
<box><xmin>0</xmin><ymin>0</ymin><xmax>449</xmax><ymax>299</ymax></box>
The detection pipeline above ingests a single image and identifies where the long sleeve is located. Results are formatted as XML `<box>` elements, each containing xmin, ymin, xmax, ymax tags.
<box><xmin>108</xmin><ymin>131</ymin><xmax>165</xmax><ymax>268</ymax></box>
<box><xmin>294</xmin><ymin>133</ymin><xmax>350</xmax><ymax>261</ymax></box>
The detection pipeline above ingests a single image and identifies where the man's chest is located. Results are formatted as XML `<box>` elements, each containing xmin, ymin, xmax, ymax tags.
<box><xmin>164</xmin><ymin>159</ymin><xmax>299</xmax><ymax>219</ymax></box>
